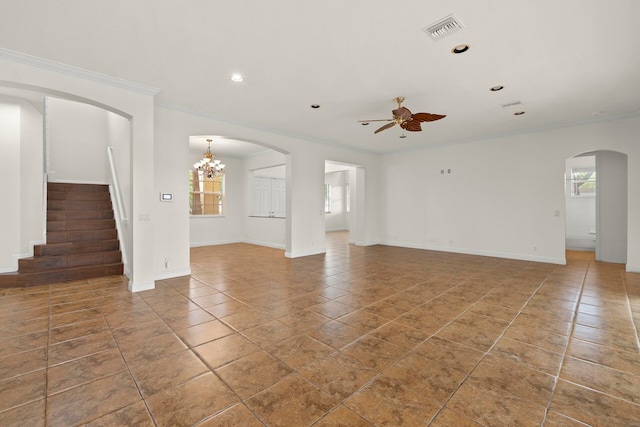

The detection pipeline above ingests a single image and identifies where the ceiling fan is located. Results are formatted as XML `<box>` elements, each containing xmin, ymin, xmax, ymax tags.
<box><xmin>359</xmin><ymin>97</ymin><xmax>446</xmax><ymax>134</ymax></box>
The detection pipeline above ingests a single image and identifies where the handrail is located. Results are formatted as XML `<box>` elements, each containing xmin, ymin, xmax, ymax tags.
<box><xmin>107</xmin><ymin>146</ymin><xmax>129</xmax><ymax>268</ymax></box>
<box><xmin>107</xmin><ymin>146</ymin><xmax>127</xmax><ymax>224</ymax></box>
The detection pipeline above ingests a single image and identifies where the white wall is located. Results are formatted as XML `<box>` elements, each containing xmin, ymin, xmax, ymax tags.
<box><xmin>565</xmin><ymin>155</ymin><xmax>596</xmax><ymax>251</ymax></box>
<box><xmin>325</xmin><ymin>171</ymin><xmax>349</xmax><ymax>232</ymax></box>
<box><xmin>0</xmin><ymin>98</ymin><xmax>22</xmax><ymax>271</ymax></box>
<box><xmin>0</xmin><ymin>95</ymin><xmax>44</xmax><ymax>272</ymax></box>
<box><xmin>48</xmin><ymin>97</ymin><xmax>110</xmax><ymax>184</ymax></box>
<box><xmin>20</xmin><ymin>99</ymin><xmax>44</xmax><ymax>258</ymax></box>
<box><xmin>379</xmin><ymin>115</ymin><xmax>640</xmax><ymax>271</ymax></box>
<box><xmin>597</xmin><ymin>150</ymin><xmax>628</xmax><ymax>263</ymax></box>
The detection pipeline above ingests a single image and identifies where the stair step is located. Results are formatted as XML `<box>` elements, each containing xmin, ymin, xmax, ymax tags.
<box><xmin>47</xmin><ymin>219</ymin><xmax>116</xmax><ymax>232</ymax></box>
<box><xmin>47</xmin><ymin>229</ymin><xmax>118</xmax><ymax>244</ymax></box>
<box><xmin>34</xmin><ymin>240</ymin><xmax>120</xmax><ymax>256</ymax></box>
<box><xmin>47</xmin><ymin>183</ymin><xmax>109</xmax><ymax>193</ymax></box>
<box><xmin>48</xmin><ymin>191</ymin><xmax>111</xmax><ymax>201</ymax></box>
<box><xmin>47</xmin><ymin>210</ymin><xmax>114</xmax><ymax>221</ymax></box>
<box><xmin>18</xmin><ymin>251</ymin><xmax>122</xmax><ymax>272</ymax></box>
<box><xmin>48</xmin><ymin>200</ymin><xmax>113</xmax><ymax>211</ymax></box>
<box><xmin>0</xmin><ymin>263</ymin><xmax>124</xmax><ymax>288</ymax></box>
<box><xmin>0</xmin><ymin>182</ymin><xmax>124</xmax><ymax>288</ymax></box>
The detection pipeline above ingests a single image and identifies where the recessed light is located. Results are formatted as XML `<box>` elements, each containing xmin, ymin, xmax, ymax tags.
<box><xmin>451</xmin><ymin>44</ymin><xmax>470</xmax><ymax>54</ymax></box>
<box><xmin>230</xmin><ymin>73</ymin><xmax>244</xmax><ymax>82</ymax></box>
<box><xmin>514</xmin><ymin>111</ymin><xmax>525</xmax><ymax>116</ymax></box>
<box><xmin>361</xmin><ymin>122</ymin><xmax>369</xmax><ymax>125</ymax></box>
<box><xmin>399</xmin><ymin>134</ymin><xmax>407</xmax><ymax>139</ymax></box>
<box><xmin>310</xmin><ymin>104</ymin><xmax>320</xmax><ymax>109</ymax></box>
<box><xmin>490</xmin><ymin>85</ymin><xmax>504</xmax><ymax>92</ymax></box>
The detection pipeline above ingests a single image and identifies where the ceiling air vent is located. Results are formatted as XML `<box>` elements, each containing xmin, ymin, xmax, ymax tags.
<box><xmin>423</xmin><ymin>15</ymin><xmax>464</xmax><ymax>40</ymax></box>
<box><xmin>502</xmin><ymin>101</ymin><xmax>523</xmax><ymax>109</ymax></box>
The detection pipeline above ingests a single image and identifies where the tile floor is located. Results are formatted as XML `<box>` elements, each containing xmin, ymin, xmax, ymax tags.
<box><xmin>1</xmin><ymin>232</ymin><xmax>639</xmax><ymax>426</ymax></box>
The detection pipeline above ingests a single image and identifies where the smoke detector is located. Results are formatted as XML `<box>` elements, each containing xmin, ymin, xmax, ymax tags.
<box><xmin>424</xmin><ymin>15</ymin><xmax>464</xmax><ymax>40</ymax></box>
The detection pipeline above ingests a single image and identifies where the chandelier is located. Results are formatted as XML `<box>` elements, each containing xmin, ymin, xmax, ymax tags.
<box><xmin>193</xmin><ymin>139</ymin><xmax>225</xmax><ymax>178</ymax></box>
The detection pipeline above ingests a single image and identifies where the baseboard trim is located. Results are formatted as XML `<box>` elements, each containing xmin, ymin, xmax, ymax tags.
<box><xmin>285</xmin><ymin>248</ymin><xmax>326</xmax><ymax>258</ymax></box>
<box><xmin>626</xmin><ymin>264</ymin><xmax>640</xmax><ymax>273</ymax></box>
<box><xmin>243</xmin><ymin>239</ymin><xmax>285</xmax><ymax>250</ymax></box>
<box><xmin>155</xmin><ymin>268</ymin><xmax>192</xmax><ymax>281</ymax></box>
<box><xmin>128</xmin><ymin>280</ymin><xmax>155</xmax><ymax>293</ymax></box>
<box><xmin>380</xmin><ymin>240</ymin><xmax>566</xmax><ymax>265</ymax></box>
<box><xmin>190</xmin><ymin>239</ymin><xmax>242</xmax><ymax>248</ymax></box>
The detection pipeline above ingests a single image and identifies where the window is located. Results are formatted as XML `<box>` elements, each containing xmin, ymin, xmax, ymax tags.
<box><xmin>324</xmin><ymin>184</ymin><xmax>331</xmax><ymax>213</ymax></box>
<box><xmin>571</xmin><ymin>167</ymin><xmax>596</xmax><ymax>197</ymax></box>
<box><xmin>189</xmin><ymin>170</ymin><xmax>224</xmax><ymax>215</ymax></box>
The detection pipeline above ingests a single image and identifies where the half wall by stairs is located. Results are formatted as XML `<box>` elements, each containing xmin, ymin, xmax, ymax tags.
<box><xmin>0</xmin><ymin>183</ymin><xmax>124</xmax><ymax>288</ymax></box>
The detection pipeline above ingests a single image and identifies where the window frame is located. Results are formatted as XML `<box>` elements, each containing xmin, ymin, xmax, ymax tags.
<box><xmin>189</xmin><ymin>170</ymin><xmax>225</xmax><ymax>216</ymax></box>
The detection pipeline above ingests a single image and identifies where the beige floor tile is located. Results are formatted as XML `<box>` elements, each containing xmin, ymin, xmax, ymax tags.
<box><xmin>345</xmin><ymin>376</ymin><xmax>441</xmax><ymax>426</ymax></box>
<box><xmin>47</xmin><ymin>348</ymin><xmax>127</xmax><ymax>395</ymax></box>
<box><xmin>0</xmin><ymin>347</ymin><xmax>47</xmax><ymax>382</ymax></box>
<box><xmin>447</xmin><ymin>377</ymin><xmax>546</xmax><ymax>427</ymax></box>
<box><xmin>84</xmin><ymin>400</ymin><xmax>155</xmax><ymax>427</ymax></box>
<box><xmin>198</xmin><ymin>403</ymin><xmax>263</xmax><ymax>427</ymax></box>
<box><xmin>245</xmin><ymin>374</ymin><xmax>336</xmax><ymax>427</ymax></box>
<box><xmin>470</xmin><ymin>355</ymin><xmax>555</xmax><ymax>407</ymax></box>
<box><xmin>490</xmin><ymin>337</ymin><xmax>563</xmax><ymax>376</ymax></box>
<box><xmin>266</xmin><ymin>334</ymin><xmax>334</xmax><ymax>370</ymax></box>
<box><xmin>550</xmin><ymin>379</ymin><xmax>640</xmax><ymax>427</ymax></box>
<box><xmin>129</xmin><ymin>349</ymin><xmax>208</xmax><ymax>398</ymax></box>
<box><xmin>298</xmin><ymin>352</ymin><xmax>377</xmax><ymax>400</ymax></box>
<box><xmin>46</xmin><ymin>371</ymin><xmax>141</xmax><ymax>426</ymax></box>
<box><xmin>175</xmin><ymin>319</ymin><xmax>234</xmax><ymax>347</ymax></box>
<box><xmin>313</xmin><ymin>405</ymin><xmax>371</xmax><ymax>426</ymax></box>
<box><xmin>0</xmin><ymin>398</ymin><xmax>45</xmax><ymax>427</ymax></box>
<box><xmin>145</xmin><ymin>372</ymin><xmax>238</xmax><ymax>427</ymax></box>
<box><xmin>560</xmin><ymin>356</ymin><xmax>640</xmax><ymax>404</ymax></box>
<box><xmin>215</xmin><ymin>351</ymin><xmax>293</xmax><ymax>398</ymax></box>
<box><xmin>193</xmin><ymin>333</ymin><xmax>260</xmax><ymax>369</ymax></box>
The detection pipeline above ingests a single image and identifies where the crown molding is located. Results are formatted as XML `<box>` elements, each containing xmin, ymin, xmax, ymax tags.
<box><xmin>0</xmin><ymin>48</ymin><xmax>160</xmax><ymax>96</ymax></box>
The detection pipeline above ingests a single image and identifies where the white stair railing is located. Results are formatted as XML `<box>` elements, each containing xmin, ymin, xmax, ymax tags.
<box><xmin>107</xmin><ymin>146</ymin><xmax>129</xmax><ymax>266</ymax></box>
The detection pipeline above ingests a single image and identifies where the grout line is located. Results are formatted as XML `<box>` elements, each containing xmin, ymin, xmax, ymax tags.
<box><xmin>541</xmin><ymin>258</ymin><xmax>589</xmax><ymax>425</ymax></box>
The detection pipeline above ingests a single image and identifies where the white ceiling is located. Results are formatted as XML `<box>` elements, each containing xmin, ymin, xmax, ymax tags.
<box><xmin>1</xmin><ymin>0</ymin><xmax>639</xmax><ymax>155</ymax></box>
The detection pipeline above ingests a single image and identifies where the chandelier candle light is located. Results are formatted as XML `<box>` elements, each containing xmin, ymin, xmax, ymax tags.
<box><xmin>194</xmin><ymin>139</ymin><xmax>226</xmax><ymax>178</ymax></box>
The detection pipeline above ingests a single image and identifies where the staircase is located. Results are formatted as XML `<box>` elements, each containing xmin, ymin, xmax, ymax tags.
<box><xmin>0</xmin><ymin>183</ymin><xmax>124</xmax><ymax>288</ymax></box>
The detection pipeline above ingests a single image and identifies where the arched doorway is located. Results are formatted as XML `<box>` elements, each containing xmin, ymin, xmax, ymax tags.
<box><xmin>565</xmin><ymin>150</ymin><xmax>628</xmax><ymax>263</ymax></box>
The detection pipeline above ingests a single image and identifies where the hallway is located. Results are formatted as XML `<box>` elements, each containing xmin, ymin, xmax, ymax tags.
<box><xmin>0</xmin><ymin>233</ymin><xmax>639</xmax><ymax>426</ymax></box>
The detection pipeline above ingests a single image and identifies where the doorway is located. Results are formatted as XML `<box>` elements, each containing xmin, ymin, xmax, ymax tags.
<box><xmin>565</xmin><ymin>151</ymin><xmax>627</xmax><ymax>263</ymax></box>
<box><xmin>324</xmin><ymin>161</ymin><xmax>364</xmax><ymax>245</ymax></box>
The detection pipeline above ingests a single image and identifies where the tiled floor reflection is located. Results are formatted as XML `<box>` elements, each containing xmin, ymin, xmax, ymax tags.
<box><xmin>1</xmin><ymin>231</ymin><xmax>639</xmax><ymax>426</ymax></box>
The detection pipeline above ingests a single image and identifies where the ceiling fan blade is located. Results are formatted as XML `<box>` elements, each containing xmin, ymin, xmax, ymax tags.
<box><xmin>374</xmin><ymin>122</ymin><xmax>396</xmax><ymax>134</ymax></box>
<box><xmin>393</xmin><ymin>107</ymin><xmax>412</xmax><ymax>120</ymax></box>
<box><xmin>412</xmin><ymin>112</ymin><xmax>446</xmax><ymax>122</ymax></box>
<box><xmin>357</xmin><ymin>119</ymin><xmax>394</xmax><ymax>122</ymax></box>
<box><xmin>401</xmin><ymin>120</ymin><xmax>422</xmax><ymax>132</ymax></box>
